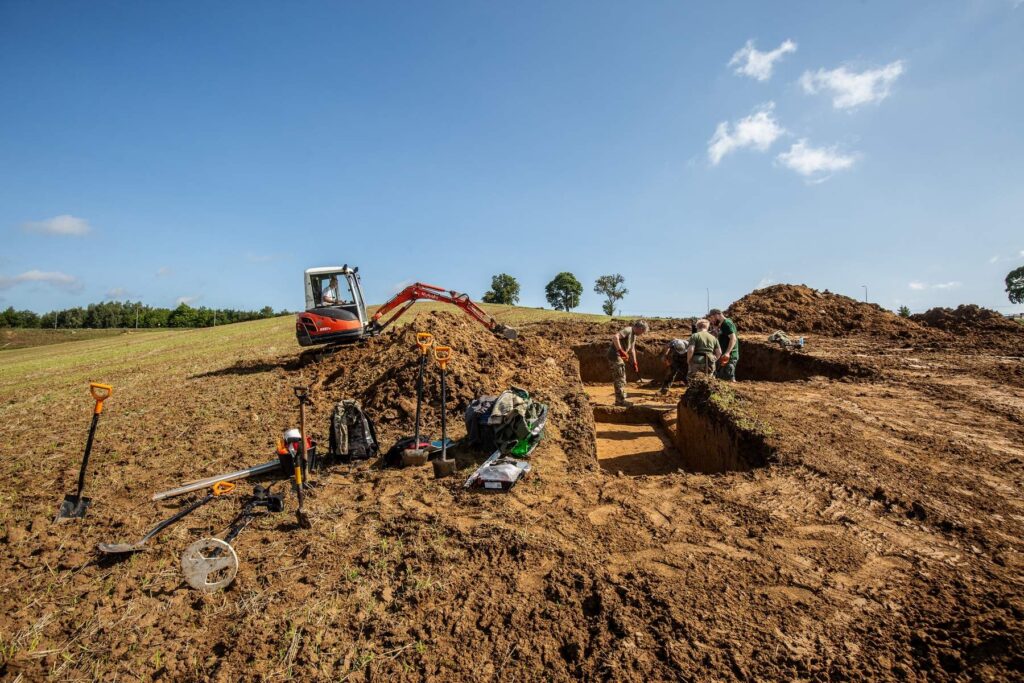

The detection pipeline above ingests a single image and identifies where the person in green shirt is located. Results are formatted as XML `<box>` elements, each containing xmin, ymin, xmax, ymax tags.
<box><xmin>709</xmin><ymin>308</ymin><xmax>739</xmax><ymax>382</ymax></box>
<box><xmin>687</xmin><ymin>319</ymin><xmax>722</xmax><ymax>380</ymax></box>
<box><xmin>606</xmin><ymin>320</ymin><xmax>649</xmax><ymax>406</ymax></box>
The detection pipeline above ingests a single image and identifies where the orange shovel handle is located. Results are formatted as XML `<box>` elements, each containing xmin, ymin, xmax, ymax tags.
<box><xmin>89</xmin><ymin>383</ymin><xmax>113</xmax><ymax>414</ymax></box>
<box><xmin>416</xmin><ymin>332</ymin><xmax>434</xmax><ymax>355</ymax></box>
<box><xmin>433</xmin><ymin>345</ymin><xmax>451</xmax><ymax>369</ymax></box>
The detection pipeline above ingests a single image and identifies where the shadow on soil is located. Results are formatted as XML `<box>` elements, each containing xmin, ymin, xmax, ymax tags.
<box><xmin>190</xmin><ymin>357</ymin><xmax>303</xmax><ymax>379</ymax></box>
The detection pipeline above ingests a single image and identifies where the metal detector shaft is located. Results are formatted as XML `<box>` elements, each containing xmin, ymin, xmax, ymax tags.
<box><xmin>152</xmin><ymin>459</ymin><xmax>280</xmax><ymax>501</ymax></box>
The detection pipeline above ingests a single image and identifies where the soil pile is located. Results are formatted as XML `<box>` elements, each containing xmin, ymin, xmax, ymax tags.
<box><xmin>912</xmin><ymin>304</ymin><xmax>1020</xmax><ymax>334</ymax></box>
<box><xmin>307</xmin><ymin>311</ymin><xmax>597</xmax><ymax>466</ymax></box>
<box><xmin>729</xmin><ymin>284</ymin><xmax>936</xmax><ymax>340</ymax></box>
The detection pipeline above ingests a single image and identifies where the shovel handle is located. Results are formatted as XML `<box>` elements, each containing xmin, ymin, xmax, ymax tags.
<box><xmin>212</xmin><ymin>481</ymin><xmax>235</xmax><ymax>496</ymax></box>
<box><xmin>433</xmin><ymin>346</ymin><xmax>451</xmax><ymax>369</ymax></box>
<box><xmin>416</xmin><ymin>332</ymin><xmax>433</xmax><ymax>355</ymax></box>
<box><xmin>89</xmin><ymin>383</ymin><xmax>113</xmax><ymax>414</ymax></box>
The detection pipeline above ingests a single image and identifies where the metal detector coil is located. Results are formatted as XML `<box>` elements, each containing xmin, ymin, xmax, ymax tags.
<box><xmin>181</xmin><ymin>538</ymin><xmax>239</xmax><ymax>593</ymax></box>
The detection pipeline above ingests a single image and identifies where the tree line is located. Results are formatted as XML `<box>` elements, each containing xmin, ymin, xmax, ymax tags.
<box><xmin>483</xmin><ymin>266</ymin><xmax>1024</xmax><ymax>318</ymax></box>
<box><xmin>0</xmin><ymin>301</ymin><xmax>288</xmax><ymax>329</ymax></box>
<box><xmin>482</xmin><ymin>272</ymin><xmax>629</xmax><ymax>316</ymax></box>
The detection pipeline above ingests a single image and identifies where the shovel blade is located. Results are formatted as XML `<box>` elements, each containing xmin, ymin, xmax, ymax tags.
<box><xmin>432</xmin><ymin>459</ymin><xmax>457</xmax><ymax>479</ymax></box>
<box><xmin>55</xmin><ymin>495</ymin><xmax>91</xmax><ymax>521</ymax></box>
<box><xmin>97</xmin><ymin>541</ymin><xmax>145</xmax><ymax>555</ymax></box>
<box><xmin>401</xmin><ymin>448</ymin><xmax>429</xmax><ymax>466</ymax></box>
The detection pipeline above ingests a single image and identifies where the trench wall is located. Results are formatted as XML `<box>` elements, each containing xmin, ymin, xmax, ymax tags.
<box><xmin>674</xmin><ymin>380</ymin><xmax>774</xmax><ymax>474</ymax></box>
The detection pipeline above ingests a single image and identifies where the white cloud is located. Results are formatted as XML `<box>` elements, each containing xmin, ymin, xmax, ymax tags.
<box><xmin>21</xmin><ymin>214</ymin><xmax>92</xmax><ymax>236</ymax></box>
<box><xmin>989</xmin><ymin>250</ymin><xmax>1024</xmax><ymax>264</ymax></box>
<box><xmin>800</xmin><ymin>61</ymin><xmax>904</xmax><ymax>109</ymax></box>
<box><xmin>729</xmin><ymin>39</ymin><xmax>797</xmax><ymax>82</ymax></box>
<box><xmin>0</xmin><ymin>269</ymin><xmax>83</xmax><ymax>292</ymax></box>
<box><xmin>756</xmin><ymin>277</ymin><xmax>776</xmax><ymax>289</ymax></box>
<box><xmin>707</xmin><ymin>103</ymin><xmax>785</xmax><ymax>165</ymax></box>
<box><xmin>909</xmin><ymin>281</ymin><xmax>961</xmax><ymax>291</ymax></box>
<box><xmin>156</xmin><ymin>266</ymin><xmax>173</xmax><ymax>277</ymax></box>
<box><xmin>175</xmin><ymin>295</ymin><xmax>199</xmax><ymax>306</ymax></box>
<box><xmin>776</xmin><ymin>140</ymin><xmax>858</xmax><ymax>180</ymax></box>
<box><xmin>106</xmin><ymin>287</ymin><xmax>128</xmax><ymax>299</ymax></box>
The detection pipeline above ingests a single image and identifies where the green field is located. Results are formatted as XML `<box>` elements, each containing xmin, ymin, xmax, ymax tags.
<box><xmin>0</xmin><ymin>327</ymin><xmax>164</xmax><ymax>351</ymax></box>
<box><xmin>0</xmin><ymin>303</ymin><xmax>615</xmax><ymax>353</ymax></box>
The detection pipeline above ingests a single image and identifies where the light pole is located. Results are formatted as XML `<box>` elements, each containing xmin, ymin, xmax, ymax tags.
<box><xmin>862</xmin><ymin>285</ymin><xmax>868</xmax><ymax>303</ymax></box>
<box><xmin>706</xmin><ymin>288</ymin><xmax>710</xmax><ymax>313</ymax></box>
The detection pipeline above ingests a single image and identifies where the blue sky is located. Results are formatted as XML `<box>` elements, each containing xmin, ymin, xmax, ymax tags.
<box><xmin>2</xmin><ymin>1</ymin><xmax>1022</xmax><ymax>317</ymax></box>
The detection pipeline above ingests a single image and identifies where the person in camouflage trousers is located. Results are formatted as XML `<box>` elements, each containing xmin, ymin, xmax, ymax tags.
<box><xmin>606</xmin><ymin>320</ymin><xmax>649</xmax><ymax>406</ymax></box>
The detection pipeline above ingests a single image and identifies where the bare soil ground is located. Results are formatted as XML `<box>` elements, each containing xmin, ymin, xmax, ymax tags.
<box><xmin>1</xmin><ymin>296</ymin><xmax>1022</xmax><ymax>681</ymax></box>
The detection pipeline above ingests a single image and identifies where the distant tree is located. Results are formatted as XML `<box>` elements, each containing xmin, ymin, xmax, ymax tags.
<box><xmin>594</xmin><ymin>274</ymin><xmax>628</xmax><ymax>316</ymax></box>
<box><xmin>1007</xmin><ymin>266</ymin><xmax>1024</xmax><ymax>305</ymax></box>
<box><xmin>897</xmin><ymin>305</ymin><xmax>911</xmax><ymax>318</ymax></box>
<box><xmin>482</xmin><ymin>274</ymin><xmax>520</xmax><ymax>305</ymax></box>
<box><xmin>545</xmin><ymin>272</ymin><xmax>583</xmax><ymax>311</ymax></box>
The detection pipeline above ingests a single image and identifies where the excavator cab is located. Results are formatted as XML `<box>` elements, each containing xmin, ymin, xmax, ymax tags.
<box><xmin>295</xmin><ymin>265</ymin><xmax>369</xmax><ymax>346</ymax></box>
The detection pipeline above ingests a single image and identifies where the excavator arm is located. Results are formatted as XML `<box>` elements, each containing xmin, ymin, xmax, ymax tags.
<box><xmin>368</xmin><ymin>283</ymin><xmax>518</xmax><ymax>339</ymax></box>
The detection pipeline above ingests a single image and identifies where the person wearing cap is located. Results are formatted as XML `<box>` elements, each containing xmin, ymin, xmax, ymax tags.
<box><xmin>687</xmin><ymin>318</ymin><xmax>722</xmax><ymax>380</ymax></box>
<box><xmin>606</xmin><ymin>319</ymin><xmax>649</xmax><ymax>406</ymax></box>
<box><xmin>708</xmin><ymin>308</ymin><xmax>739</xmax><ymax>381</ymax></box>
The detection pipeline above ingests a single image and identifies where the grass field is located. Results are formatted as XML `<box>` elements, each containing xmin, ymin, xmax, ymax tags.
<box><xmin>0</xmin><ymin>327</ymin><xmax>164</xmax><ymax>351</ymax></box>
<box><xmin>0</xmin><ymin>303</ymin><xmax>615</xmax><ymax>393</ymax></box>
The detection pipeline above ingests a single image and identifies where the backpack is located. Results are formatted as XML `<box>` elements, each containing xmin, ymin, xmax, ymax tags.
<box><xmin>464</xmin><ymin>387</ymin><xmax>548</xmax><ymax>457</ymax></box>
<box><xmin>329</xmin><ymin>399</ymin><xmax>379</xmax><ymax>463</ymax></box>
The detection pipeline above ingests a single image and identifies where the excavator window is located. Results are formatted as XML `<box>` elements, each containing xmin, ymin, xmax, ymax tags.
<box><xmin>313</xmin><ymin>274</ymin><xmax>354</xmax><ymax>308</ymax></box>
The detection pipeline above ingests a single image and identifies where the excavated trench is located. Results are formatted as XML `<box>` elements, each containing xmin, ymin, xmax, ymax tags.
<box><xmin>573</xmin><ymin>337</ymin><xmax>866</xmax><ymax>384</ymax></box>
<box><xmin>574</xmin><ymin>339</ymin><xmax>791</xmax><ymax>476</ymax></box>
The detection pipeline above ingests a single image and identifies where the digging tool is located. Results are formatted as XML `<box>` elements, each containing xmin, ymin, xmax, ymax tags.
<box><xmin>402</xmin><ymin>332</ymin><xmax>434</xmax><ymax>467</ymax></box>
<box><xmin>55</xmin><ymin>383</ymin><xmax>113</xmax><ymax>521</ymax></box>
<box><xmin>152</xmin><ymin>429</ymin><xmax>319</xmax><ymax>502</ymax></box>
<box><xmin>292</xmin><ymin>387</ymin><xmax>313</xmax><ymax>529</ymax></box>
<box><xmin>98</xmin><ymin>481</ymin><xmax>235</xmax><ymax>555</ymax></box>
<box><xmin>152</xmin><ymin>459</ymin><xmax>281</xmax><ymax>501</ymax></box>
<box><xmin>180</xmin><ymin>484</ymin><xmax>284</xmax><ymax>593</ymax></box>
<box><xmin>432</xmin><ymin>346</ymin><xmax>457</xmax><ymax>479</ymax></box>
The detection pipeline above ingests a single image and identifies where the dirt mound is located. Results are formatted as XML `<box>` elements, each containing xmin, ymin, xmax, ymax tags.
<box><xmin>911</xmin><ymin>305</ymin><xmax>1020</xmax><ymax>334</ymax></box>
<box><xmin>729</xmin><ymin>284</ymin><xmax>937</xmax><ymax>340</ymax></box>
<box><xmin>307</xmin><ymin>311</ymin><xmax>596</xmax><ymax>468</ymax></box>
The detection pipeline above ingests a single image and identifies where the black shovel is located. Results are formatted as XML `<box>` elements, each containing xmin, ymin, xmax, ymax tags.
<box><xmin>56</xmin><ymin>383</ymin><xmax>113</xmax><ymax>521</ymax></box>
<box><xmin>402</xmin><ymin>332</ymin><xmax>433</xmax><ymax>466</ymax></box>
<box><xmin>432</xmin><ymin>346</ymin><xmax>457</xmax><ymax>479</ymax></box>
<box><xmin>97</xmin><ymin>481</ymin><xmax>235</xmax><ymax>554</ymax></box>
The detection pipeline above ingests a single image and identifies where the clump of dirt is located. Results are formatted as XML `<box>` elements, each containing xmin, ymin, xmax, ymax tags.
<box><xmin>728</xmin><ymin>284</ymin><xmax>938</xmax><ymax>340</ymax></box>
<box><xmin>307</xmin><ymin>311</ymin><xmax>597</xmax><ymax>468</ymax></box>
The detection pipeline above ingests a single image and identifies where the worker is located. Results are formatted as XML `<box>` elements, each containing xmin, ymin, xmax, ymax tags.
<box><xmin>322</xmin><ymin>275</ymin><xmax>340</xmax><ymax>305</ymax></box>
<box><xmin>687</xmin><ymin>318</ymin><xmax>722</xmax><ymax>380</ymax></box>
<box><xmin>708</xmin><ymin>308</ymin><xmax>739</xmax><ymax>381</ymax></box>
<box><xmin>607</xmin><ymin>320</ymin><xmax>649</xmax><ymax>406</ymax></box>
<box><xmin>658</xmin><ymin>338</ymin><xmax>690</xmax><ymax>395</ymax></box>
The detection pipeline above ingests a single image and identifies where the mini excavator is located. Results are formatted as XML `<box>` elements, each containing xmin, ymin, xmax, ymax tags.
<box><xmin>295</xmin><ymin>265</ymin><xmax>517</xmax><ymax>347</ymax></box>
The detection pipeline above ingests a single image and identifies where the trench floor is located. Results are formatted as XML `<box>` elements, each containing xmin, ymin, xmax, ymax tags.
<box><xmin>583</xmin><ymin>382</ymin><xmax>681</xmax><ymax>409</ymax></box>
<box><xmin>594</xmin><ymin>421</ymin><xmax>686</xmax><ymax>476</ymax></box>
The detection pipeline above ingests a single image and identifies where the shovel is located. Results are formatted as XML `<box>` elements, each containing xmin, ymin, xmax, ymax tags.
<box><xmin>432</xmin><ymin>346</ymin><xmax>457</xmax><ymax>479</ymax></box>
<box><xmin>97</xmin><ymin>481</ymin><xmax>235</xmax><ymax>555</ymax></box>
<box><xmin>402</xmin><ymin>332</ymin><xmax>434</xmax><ymax>467</ymax></box>
<box><xmin>292</xmin><ymin>387</ymin><xmax>313</xmax><ymax>529</ymax></box>
<box><xmin>56</xmin><ymin>383</ymin><xmax>113</xmax><ymax>521</ymax></box>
